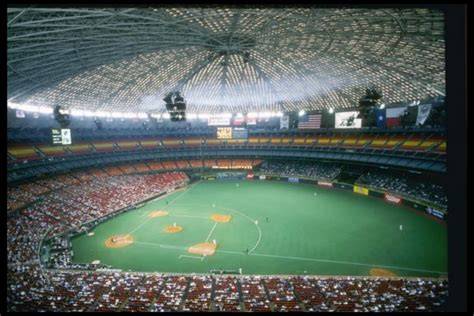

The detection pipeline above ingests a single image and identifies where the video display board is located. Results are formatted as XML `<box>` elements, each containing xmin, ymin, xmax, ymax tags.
<box><xmin>216</xmin><ymin>127</ymin><xmax>248</xmax><ymax>139</ymax></box>
<box><xmin>217</xmin><ymin>127</ymin><xmax>233</xmax><ymax>139</ymax></box>
<box><xmin>52</xmin><ymin>128</ymin><xmax>72</xmax><ymax>145</ymax></box>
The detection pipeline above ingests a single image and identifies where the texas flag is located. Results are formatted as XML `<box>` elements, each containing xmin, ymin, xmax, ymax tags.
<box><xmin>386</xmin><ymin>107</ymin><xmax>407</xmax><ymax>128</ymax></box>
<box><xmin>375</xmin><ymin>109</ymin><xmax>386</xmax><ymax>128</ymax></box>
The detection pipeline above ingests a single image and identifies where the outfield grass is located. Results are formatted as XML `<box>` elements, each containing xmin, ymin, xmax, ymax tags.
<box><xmin>70</xmin><ymin>180</ymin><xmax>447</xmax><ymax>277</ymax></box>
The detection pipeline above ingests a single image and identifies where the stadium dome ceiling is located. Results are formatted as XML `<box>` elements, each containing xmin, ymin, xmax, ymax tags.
<box><xmin>7</xmin><ymin>7</ymin><xmax>445</xmax><ymax>115</ymax></box>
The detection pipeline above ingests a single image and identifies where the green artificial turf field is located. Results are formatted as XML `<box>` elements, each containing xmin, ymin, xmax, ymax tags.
<box><xmin>70</xmin><ymin>180</ymin><xmax>447</xmax><ymax>277</ymax></box>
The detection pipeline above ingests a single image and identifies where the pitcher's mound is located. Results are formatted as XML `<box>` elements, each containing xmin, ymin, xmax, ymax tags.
<box><xmin>370</xmin><ymin>268</ymin><xmax>397</xmax><ymax>277</ymax></box>
<box><xmin>104</xmin><ymin>235</ymin><xmax>134</xmax><ymax>248</ymax></box>
<box><xmin>163</xmin><ymin>225</ymin><xmax>183</xmax><ymax>233</ymax></box>
<box><xmin>188</xmin><ymin>242</ymin><xmax>217</xmax><ymax>256</ymax></box>
<box><xmin>148</xmin><ymin>211</ymin><xmax>169</xmax><ymax>218</ymax></box>
<box><xmin>210</xmin><ymin>214</ymin><xmax>231</xmax><ymax>223</ymax></box>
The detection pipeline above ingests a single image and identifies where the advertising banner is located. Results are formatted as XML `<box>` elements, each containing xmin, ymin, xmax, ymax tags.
<box><xmin>246</xmin><ymin>117</ymin><xmax>257</xmax><ymax>125</ymax></box>
<box><xmin>217</xmin><ymin>172</ymin><xmax>245</xmax><ymax>180</ymax></box>
<box><xmin>280</xmin><ymin>114</ymin><xmax>289</xmax><ymax>129</ymax></box>
<box><xmin>384</xmin><ymin>193</ymin><xmax>402</xmax><ymax>204</ymax></box>
<box><xmin>334</xmin><ymin>182</ymin><xmax>352</xmax><ymax>190</ymax></box>
<box><xmin>416</xmin><ymin>104</ymin><xmax>432</xmax><ymax>126</ymax></box>
<box><xmin>208</xmin><ymin>117</ymin><xmax>231</xmax><ymax>126</ymax></box>
<box><xmin>246</xmin><ymin>173</ymin><xmax>254</xmax><ymax>180</ymax></box>
<box><xmin>335</xmin><ymin>111</ymin><xmax>362</xmax><ymax>128</ymax></box>
<box><xmin>353</xmin><ymin>185</ymin><xmax>369</xmax><ymax>195</ymax></box>
<box><xmin>259</xmin><ymin>175</ymin><xmax>266</xmax><ymax>180</ymax></box>
<box><xmin>288</xmin><ymin>177</ymin><xmax>300</xmax><ymax>183</ymax></box>
<box><xmin>317</xmin><ymin>181</ymin><xmax>333</xmax><ymax>187</ymax></box>
<box><xmin>425</xmin><ymin>206</ymin><xmax>445</xmax><ymax>220</ymax></box>
<box><xmin>233</xmin><ymin>117</ymin><xmax>245</xmax><ymax>126</ymax></box>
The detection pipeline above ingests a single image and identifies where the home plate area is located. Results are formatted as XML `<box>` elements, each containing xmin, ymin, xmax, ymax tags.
<box><xmin>188</xmin><ymin>242</ymin><xmax>217</xmax><ymax>256</ymax></box>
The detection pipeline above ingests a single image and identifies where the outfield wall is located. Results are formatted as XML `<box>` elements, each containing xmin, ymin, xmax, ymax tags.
<box><xmin>244</xmin><ymin>174</ymin><xmax>447</xmax><ymax>222</ymax></box>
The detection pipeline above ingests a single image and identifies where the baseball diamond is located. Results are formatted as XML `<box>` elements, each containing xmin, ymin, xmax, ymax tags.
<box><xmin>71</xmin><ymin>180</ymin><xmax>447</xmax><ymax>277</ymax></box>
<box><xmin>8</xmin><ymin>5</ymin><xmax>467</xmax><ymax>312</ymax></box>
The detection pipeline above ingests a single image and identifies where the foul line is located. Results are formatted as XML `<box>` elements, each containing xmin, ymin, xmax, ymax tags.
<box><xmin>213</xmin><ymin>249</ymin><xmax>445</xmax><ymax>274</ymax></box>
<box><xmin>244</xmin><ymin>252</ymin><xmax>446</xmax><ymax>274</ymax></box>
<box><xmin>130</xmin><ymin>240</ymin><xmax>446</xmax><ymax>274</ymax></box>
<box><xmin>179</xmin><ymin>255</ymin><xmax>202</xmax><ymax>260</ymax></box>
<box><xmin>125</xmin><ymin>218</ymin><xmax>154</xmax><ymax>237</ymax></box>
<box><xmin>205</xmin><ymin>222</ymin><xmax>218</xmax><ymax>242</ymax></box>
<box><xmin>134</xmin><ymin>240</ymin><xmax>187</xmax><ymax>251</ymax></box>
<box><xmin>217</xmin><ymin>205</ymin><xmax>262</xmax><ymax>254</ymax></box>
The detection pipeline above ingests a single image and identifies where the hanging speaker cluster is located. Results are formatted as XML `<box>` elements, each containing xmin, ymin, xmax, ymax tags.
<box><xmin>53</xmin><ymin>105</ymin><xmax>70</xmax><ymax>128</ymax></box>
<box><xmin>163</xmin><ymin>91</ymin><xmax>186</xmax><ymax>121</ymax></box>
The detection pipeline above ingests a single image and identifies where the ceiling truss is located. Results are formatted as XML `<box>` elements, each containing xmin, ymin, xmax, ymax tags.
<box><xmin>7</xmin><ymin>7</ymin><xmax>445</xmax><ymax>114</ymax></box>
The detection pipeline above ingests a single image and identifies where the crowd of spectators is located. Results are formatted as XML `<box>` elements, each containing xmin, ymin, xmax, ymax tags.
<box><xmin>357</xmin><ymin>172</ymin><xmax>447</xmax><ymax>207</ymax></box>
<box><xmin>48</xmin><ymin>236</ymin><xmax>73</xmax><ymax>269</ymax></box>
<box><xmin>151</xmin><ymin>276</ymin><xmax>188</xmax><ymax>312</ymax></box>
<box><xmin>8</xmin><ymin>171</ymin><xmax>189</xmax><ymax>269</ymax></box>
<box><xmin>258</xmin><ymin>161</ymin><xmax>341</xmax><ymax>180</ymax></box>
<box><xmin>290</xmin><ymin>276</ymin><xmax>448</xmax><ymax>312</ymax></box>
<box><xmin>7</xmin><ymin>168</ymin><xmax>449</xmax><ymax>312</ymax></box>
<box><xmin>8</xmin><ymin>271</ymin><xmax>448</xmax><ymax>312</ymax></box>
<box><xmin>183</xmin><ymin>276</ymin><xmax>213</xmax><ymax>311</ymax></box>
<box><xmin>7</xmin><ymin>185</ymin><xmax>39</xmax><ymax>212</ymax></box>
<box><xmin>7</xmin><ymin>173</ymin><xmax>89</xmax><ymax>213</ymax></box>
<box><xmin>241</xmin><ymin>275</ymin><xmax>272</xmax><ymax>312</ymax></box>
<box><xmin>7</xmin><ymin>170</ymin><xmax>190</xmax><ymax>311</ymax></box>
<box><xmin>264</xmin><ymin>277</ymin><xmax>302</xmax><ymax>312</ymax></box>
<box><xmin>213</xmin><ymin>276</ymin><xmax>242</xmax><ymax>311</ymax></box>
<box><xmin>9</xmin><ymin>171</ymin><xmax>189</xmax><ymax>234</ymax></box>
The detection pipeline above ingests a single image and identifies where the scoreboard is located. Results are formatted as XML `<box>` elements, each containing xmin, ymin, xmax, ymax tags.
<box><xmin>52</xmin><ymin>128</ymin><xmax>72</xmax><ymax>145</ymax></box>
<box><xmin>232</xmin><ymin>128</ymin><xmax>248</xmax><ymax>139</ymax></box>
<box><xmin>217</xmin><ymin>127</ymin><xmax>233</xmax><ymax>139</ymax></box>
<box><xmin>217</xmin><ymin>127</ymin><xmax>248</xmax><ymax>139</ymax></box>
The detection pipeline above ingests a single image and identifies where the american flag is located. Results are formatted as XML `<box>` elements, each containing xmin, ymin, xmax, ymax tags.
<box><xmin>298</xmin><ymin>114</ymin><xmax>321</xmax><ymax>129</ymax></box>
